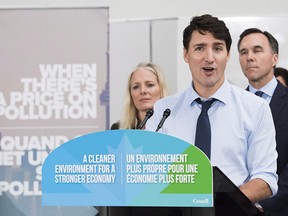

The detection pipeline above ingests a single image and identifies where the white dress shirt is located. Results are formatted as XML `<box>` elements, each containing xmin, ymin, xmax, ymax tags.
<box><xmin>146</xmin><ymin>79</ymin><xmax>278</xmax><ymax>195</ymax></box>
<box><xmin>248</xmin><ymin>77</ymin><xmax>278</xmax><ymax>104</ymax></box>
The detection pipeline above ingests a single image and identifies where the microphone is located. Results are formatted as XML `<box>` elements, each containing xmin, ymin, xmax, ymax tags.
<box><xmin>155</xmin><ymin>108</ymin><xmax>171</xmax><ymax>132</ymax></box>
<box><xmin>137</xmin><ymin>109</ymin><xmax>154</xmax><ymax>129</ymax></box>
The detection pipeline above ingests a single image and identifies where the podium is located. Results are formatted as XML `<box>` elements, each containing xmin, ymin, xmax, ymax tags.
<box><xmin>98</xmin><ymin>167</ymin><xmax>264</xmax><ymax>216</ymax></box>
<box><xmin>42</xmin><ymin>130</ymin><xmax>264</xmax><ymax>216</ymax></box>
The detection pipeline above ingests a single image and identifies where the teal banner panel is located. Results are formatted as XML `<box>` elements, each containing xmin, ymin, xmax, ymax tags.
<box><xmin>42</xmin><ymin>130</ymin><xmax>213</xmax><ymax>207</ymax></box>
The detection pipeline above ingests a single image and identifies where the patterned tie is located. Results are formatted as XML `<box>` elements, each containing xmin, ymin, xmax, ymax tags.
<box><xmin>195</xmin><ymin>98</ymin><xmax>216</xmax><ymax>159</ymax></box>
<box><xmin>255</xmin><ymin>91</ymin><xmax>264</xmax><ymax>97</ymax></box>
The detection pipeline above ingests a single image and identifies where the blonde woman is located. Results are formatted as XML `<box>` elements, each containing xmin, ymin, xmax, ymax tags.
<box><xmin>111</xmin><ymin>62</ymin><xmax>168</xmax><ymax>129</ymax></box>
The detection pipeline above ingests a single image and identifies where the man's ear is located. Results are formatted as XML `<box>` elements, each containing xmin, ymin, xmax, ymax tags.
<box><xmin>227</xmin><ymin>51</ymin><xmax>231</xmax><ymax>63</ymax></box>
<box><xmin>183</xmin><ymin>48</ymin><xmax>189</xmax><ymax>63</ymax></box>
<box><xmin>272</xmin><ymin>53</ymin><xmax>278</xmax><ymax>67</ymax></box>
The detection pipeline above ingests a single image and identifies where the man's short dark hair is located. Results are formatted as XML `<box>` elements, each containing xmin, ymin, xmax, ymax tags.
<box><xmin>183</xmin><ymin>14</ymin><xmax>232</xmax><ymax>52</ymax></box>
<box><xmin>237</xmin><ymin>28</ymin><xmax>279</xmax><ymax>55</ymax></box>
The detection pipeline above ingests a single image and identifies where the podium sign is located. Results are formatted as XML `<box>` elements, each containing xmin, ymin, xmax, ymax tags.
<box><xmin>42</xmin><ymin>130</ymin><xmax>213</xmax><ymax>207</ymax></box>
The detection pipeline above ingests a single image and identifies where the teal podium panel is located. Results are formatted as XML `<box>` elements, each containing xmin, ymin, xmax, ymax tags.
<box><xmin>42</xmin><ymin>130</ymin><xmax>213</xmax><ymax>207</ymax></box>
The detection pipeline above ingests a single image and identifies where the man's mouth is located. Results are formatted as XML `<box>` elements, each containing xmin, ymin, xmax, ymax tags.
<box><xmin>203</xmin><ymin>67</ymin><xmax>215</xmax><ymax>73</ymax></box>
<box><xmin>246</xmin><ymin>66</ymin><xmax>257</xmax><ymax>71</ymax></box>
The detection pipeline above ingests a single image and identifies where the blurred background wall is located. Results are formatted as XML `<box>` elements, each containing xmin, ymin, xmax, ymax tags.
<box><xmin>1</xmin><ymin>0</ymin><xmax>287</xmax><ymax>126</ymax></box>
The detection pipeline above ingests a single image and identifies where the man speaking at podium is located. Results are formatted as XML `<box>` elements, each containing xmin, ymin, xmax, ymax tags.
<box><xmin>146</xmin><ymin>14</ymin><xmax>278</xmax><ymax>205</ymax></box>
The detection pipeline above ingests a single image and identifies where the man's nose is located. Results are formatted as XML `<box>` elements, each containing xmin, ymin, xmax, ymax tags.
<box><xmin>205</xmin><ymin>49</ymin><xmax>214</xmax><ymax>63</ymax></box>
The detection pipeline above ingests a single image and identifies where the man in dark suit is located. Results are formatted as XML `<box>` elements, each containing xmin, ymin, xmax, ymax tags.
<box><xmin>238</xmin><ymin>28</ymin><xmax>288</xmax><ymax>216</ymax></box>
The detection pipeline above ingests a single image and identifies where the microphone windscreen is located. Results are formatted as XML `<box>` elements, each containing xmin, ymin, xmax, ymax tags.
<box><xmin>146</xmin><ymin>109</ymin><xmax>154</xmax><ymax>117</ymax></box>
<box><xmin>163</xmin><ymin>108</ymin><xmax>171</xmax><ymax>117</ymax></box>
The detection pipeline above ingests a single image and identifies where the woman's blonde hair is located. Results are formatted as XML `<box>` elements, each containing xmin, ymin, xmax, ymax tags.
<box><xmin>119</xmin><ymin>62</ymin><xmax>168</xmax><ymax>129</ymax></box>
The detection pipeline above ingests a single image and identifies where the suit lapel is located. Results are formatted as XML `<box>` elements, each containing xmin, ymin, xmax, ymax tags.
<box><xmin>270</xmin><ymin>82</ymin><xmax>288</xmax><ymax>122</ymax></box>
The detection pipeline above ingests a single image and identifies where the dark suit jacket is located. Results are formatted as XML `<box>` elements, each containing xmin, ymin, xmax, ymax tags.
<box><xmin>250</xmin><ymin>81</ymin><xmax>288</xmax><ymax>215</ymax></box>
<box><xmin>269</xmin><ymin>82</ymin><xmax>288</xmax><ymax>174</ymax></box>
<box><xmin>261</xmin><ymin>164</ymin><xmax>288</xmax><ymax>216</ymax></box>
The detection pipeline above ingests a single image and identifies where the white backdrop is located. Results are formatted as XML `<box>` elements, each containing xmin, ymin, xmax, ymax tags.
<box><xmin>109</xmin><ymin>16</ymin><xmax>288</xmax><ymax>126</ymax></box>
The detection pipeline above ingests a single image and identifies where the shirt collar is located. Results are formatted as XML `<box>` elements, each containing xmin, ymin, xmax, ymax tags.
<box><xmin>249</xmin><ymin>77</ymin><xmax>277</xmax><ymax>97</ymax></box>
<box><xmin>189</xmin><ymin>79</ymin><xmax>229</xmax><ymax>105</ymax></box>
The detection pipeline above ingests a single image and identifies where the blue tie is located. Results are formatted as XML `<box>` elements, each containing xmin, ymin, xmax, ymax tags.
<box><xmin>195</xmin><ymin>98</ymin><xmax>216</xmax><ymax>159</ymax></box>
<box><xmin>255</xmin><ymin>91</ymin><xmax>264</xmax><ymax>97</ymax></box>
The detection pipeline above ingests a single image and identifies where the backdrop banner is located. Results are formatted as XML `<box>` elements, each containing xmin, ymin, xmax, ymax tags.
<box><xmin>0</xmin><ymin>7</ymin><xmax>109</xmax><ymax>216</ymax></box>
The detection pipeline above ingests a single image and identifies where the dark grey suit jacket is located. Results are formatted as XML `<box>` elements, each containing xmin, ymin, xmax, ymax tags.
<box><xmin>269</xmin><ymin>82</ymin><xmax>288</xmax><ymax>174</ymax></box>
<box><xmin>252</xmin><ymin>81</ymin><xmax>288</xmax><ymax>216</ymax></box>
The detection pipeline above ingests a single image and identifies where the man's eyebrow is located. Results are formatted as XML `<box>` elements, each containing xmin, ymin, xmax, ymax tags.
<box><xmin>213</xmin><ymin>42</ymin><xmax>225</xmax><ymax>46</ymax></box>
<box><xmin>239</xmin><ymin>47</ymin><xmax>247</xmax><ymax>53</ymax></box>
<box><xmin>253</xmin><ymin>45</ymin><xmax>264</xmax><ymax>49</ymax></box>
<box><xmin>193</xmin><ymin>42</ymin><xmax>206</xmax><ymax>47</ymax></box>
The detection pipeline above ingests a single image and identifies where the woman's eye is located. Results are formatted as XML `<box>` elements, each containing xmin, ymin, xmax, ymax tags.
<box><xmin>147</xmin><ymin>83</ymin><xmax>155</xmax><ymax>87</ymax></box>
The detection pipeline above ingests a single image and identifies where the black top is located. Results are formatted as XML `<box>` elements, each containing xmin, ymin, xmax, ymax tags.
<box><xmin>110</xmin><ymin>121</ymin><xmax>120</xmax><ymax>130</ymax></box>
